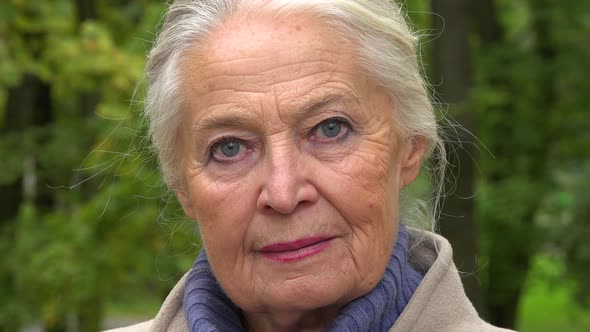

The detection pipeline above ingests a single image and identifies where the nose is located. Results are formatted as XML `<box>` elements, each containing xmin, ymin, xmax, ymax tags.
<box><xmin>256</xmin><ymin>145</ymin><xmax>319</xmax><ymax>215</ymax></box>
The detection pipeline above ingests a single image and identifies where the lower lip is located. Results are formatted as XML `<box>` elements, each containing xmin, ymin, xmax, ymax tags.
<box><xmin>260</xmin><ymin>239</ymin><xmax>332</xmax><ymax>263</ymax></box>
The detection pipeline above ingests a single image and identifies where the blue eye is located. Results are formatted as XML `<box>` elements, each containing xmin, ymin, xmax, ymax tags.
<box><xmin>219</xmin><ymin>140</ymin><xmax>240</xmax><ymax>157</ymax></box>
<box><xmin>210</xmin><ymin>138</ymin><xmax>245</xmax><ymax>162</ymax></box>
<box><xmin>313</xmin><ymin>118</ymin><xmax>350</xmax><ymax>141</ymax></box>
<box><xmin>320</xmin><ymin>120</ymin><xmax>342</xmax><ymax>138</ymax></box>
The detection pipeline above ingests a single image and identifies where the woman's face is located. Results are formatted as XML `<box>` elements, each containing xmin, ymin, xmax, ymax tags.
<box><xmin>177</xmin><ymin>13</ymin><xmax>424</xmax><ymax>328</ymax></box>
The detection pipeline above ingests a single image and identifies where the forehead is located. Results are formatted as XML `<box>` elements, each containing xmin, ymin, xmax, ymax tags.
<box><xmin>199</xmin><ymin>13</ymin><xmax>350</xmax><ymax>72</ymax></box>
<box><xmin>185</xmin><ymin>14</ymin><xmax>357</xmax><ymax>85</ymax></box>
<box><xmin>179</xmin><ymin>13</ymin><xmax>390</xmax><ymax>128</ymax></box>
<box><xmin>204</xmin><ymin>13</ymin><xmax>337</xmax><ymax>62</ymax></box>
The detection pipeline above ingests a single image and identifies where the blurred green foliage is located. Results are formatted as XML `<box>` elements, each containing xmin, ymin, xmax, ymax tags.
<box><xmin>0</xmin><ymin>1</ymin><xmax>197</xmax><ymax>331</ymax></box>
<box><xmin>0</xmin><ymin>0</ymin><xmax>588</xmax><ymax>331</ymax></box>
<box><xmin>473</xmin><ymin>0</ymin><xmax>590</xmax><ymax>326</ymax></box>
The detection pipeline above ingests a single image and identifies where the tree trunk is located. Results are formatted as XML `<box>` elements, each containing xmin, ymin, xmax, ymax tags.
<box><xmin>1</xmin><ymin>73</ymin><xmax>55</xmax><ymax>330</ymax></box>
<box><xmin>430</xmin><ymin>0</ymin><xmax>483</xmax><ymax>313</ymax></box>
<box><xmin>0</xmin><ymin>75</ymin><xmax>35</xmax><ymax>332</ymax></box>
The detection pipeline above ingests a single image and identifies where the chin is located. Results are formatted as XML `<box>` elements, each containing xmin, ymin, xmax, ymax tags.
<box><xmin>262</xmin><ymin>272</ymin><xmax>357</xmax><ymax>313</ymax></box>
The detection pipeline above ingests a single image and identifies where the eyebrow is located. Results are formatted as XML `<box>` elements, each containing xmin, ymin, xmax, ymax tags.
<box><xmin>193</xmin><ymin>93</ymin><xmax>356</xmax><ymax>132</ymax></box>
<box><xmin>193</xmin><ymin>110</ymin><xmax>253</xmax><ymax>132</ymax></box>
<box><xmin>292</xmin><ymin>93</ymin><xmax>353</xmax><ymax>119</ymax></box>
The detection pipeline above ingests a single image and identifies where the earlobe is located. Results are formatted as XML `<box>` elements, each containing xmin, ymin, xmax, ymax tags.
<box><xmin>399</xmin><ymin>136</ymin><xmax>427</xmax><ymax>190</ymax></box>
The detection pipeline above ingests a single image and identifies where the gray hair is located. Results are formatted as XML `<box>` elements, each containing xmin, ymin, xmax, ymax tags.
<box><xmin>144</xmin><ymin>0</ymin><xmax>446</xmax><ymax>231</ymax></box>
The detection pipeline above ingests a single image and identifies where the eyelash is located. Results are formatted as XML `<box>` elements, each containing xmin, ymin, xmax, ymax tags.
<box><xmin>208</xmin><ymin>137</ymin><xmax>249</xmax><ymax>163</ymax></box>
<box><xmin>206</xmin><ymin>117</ymin><xmax>353</xmax><ymax>163</ymax></box>
<box><xmin>308</xmin><ymin>117</ymin><xmax>352</xmax><ymax>144</ymax></box>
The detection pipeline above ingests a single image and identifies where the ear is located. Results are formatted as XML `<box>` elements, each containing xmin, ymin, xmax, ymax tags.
<box><xmin>176</xmin><ymin>187</ymin><xmax>197</xmax><ymax>221</ymax></box>
<box><xmin>398</xmin><ymin>136</ymin><xmax>427</xmax><ymax>190</ymax></box>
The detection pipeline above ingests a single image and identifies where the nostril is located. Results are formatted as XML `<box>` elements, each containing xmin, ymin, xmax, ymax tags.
<box><xmin>295</xmin><ymin>200</ymin><xmax>314</xmax><ymax>210</ymax></box>
<box><xmin>262</xmin><ymin>201</ymin><xmax>309</xmax><ymax>215</ymax></box>
<box><xmin>256</xmin><ymin>156</ymin><xmax>319</xmax><ymax>215</ymax></box>
<box><xmin>268</xmin><ymin>200</ymin><xmax>299</xmax><ymax>215</ymax></box>
<box><xmin>257</xmin><ymin>181</ymin><xmax>319</xmax><ymax>215</ymax></box>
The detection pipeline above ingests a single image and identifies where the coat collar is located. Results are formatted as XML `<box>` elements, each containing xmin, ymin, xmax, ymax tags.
<box><xmin>105</xmin><ymin>229</ymin><xmax>513</xmax><ymax>332</ymax></box>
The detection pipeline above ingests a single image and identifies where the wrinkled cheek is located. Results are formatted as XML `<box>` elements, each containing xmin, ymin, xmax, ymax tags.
<box><xmin>190</xmin><ymin>178</ymin><xmax>255</xmax><ymax>256</ymax></box>
<box><xmin>334</xmin><ymin>153</ymin><xmax>399</xmax><ymax>237</ymax></box>
<box><xmin>344</xmin><ymin>153</ymin><xmax>394</xmax><ymax>196</ymax></box>
<box><xmin>192</xmin><ymin>178</ymin><xmax>249</xmax><ymax>218</ymax></box>
<box><xmin>194</xmin><ymin>199</ymin><xmax>253</xmax><ymax>300</ymax></box>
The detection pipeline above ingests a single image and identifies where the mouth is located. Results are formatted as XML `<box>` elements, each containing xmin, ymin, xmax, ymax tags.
<box><xmin>258</xmin><ymin>236</ymin><xmax>334</xmax><ymax>263</ymax></box>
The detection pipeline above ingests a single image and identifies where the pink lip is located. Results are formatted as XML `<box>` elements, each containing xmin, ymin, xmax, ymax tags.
<box><xmin>259</xmin><ymin>236</ymin><xmax>333</xmax><ymax>263</ymax></box>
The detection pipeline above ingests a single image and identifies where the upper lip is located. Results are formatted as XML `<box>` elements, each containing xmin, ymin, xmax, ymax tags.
<box><xmin>259</xmin><ymin>236</ymin><xmax>333</xmax><ymax>252</ymax></box>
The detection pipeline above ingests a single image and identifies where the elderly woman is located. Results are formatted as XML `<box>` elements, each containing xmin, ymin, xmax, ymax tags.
<box><xmin>109</xmin><ymin>0</ymin><xmax>513</xmax><ymax>331</ymax></box>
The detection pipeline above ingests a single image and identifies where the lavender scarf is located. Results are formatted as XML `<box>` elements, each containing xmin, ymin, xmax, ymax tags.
<box><xmin>183</xmin><ymin>225</ymin><xmax>423</xmax><ymax>332</ymax></box>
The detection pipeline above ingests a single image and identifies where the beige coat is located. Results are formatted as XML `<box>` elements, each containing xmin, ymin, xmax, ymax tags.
<box><xmin>106</xmin><ymin>229</ymin><xmax>514</xmax><ymax>332</ymax></box>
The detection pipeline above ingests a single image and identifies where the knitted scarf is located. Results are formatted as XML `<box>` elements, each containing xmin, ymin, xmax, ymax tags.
<box><xmin>183</xmin><ymin>225</ymin><xmax>423</xmax><ymax>332</ymax></box>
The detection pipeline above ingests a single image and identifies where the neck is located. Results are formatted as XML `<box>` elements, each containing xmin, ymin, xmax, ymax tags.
<box><xmin>183</xmin><ymin>225</ymin><xmax>423</xmax><ymax>332</ymax></box>
<box><xmin>244</xmin><ymin>306</ymin><xmax>341</xmax><ymax>332</ymax></box>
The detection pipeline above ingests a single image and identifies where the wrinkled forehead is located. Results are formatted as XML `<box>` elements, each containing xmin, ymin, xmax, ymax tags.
<box><xmin>181</xmin><ymin>14</ymin><xmax>367</xmax><ymax>102</ymax></box>
<box><xmin>176</xmin><ymin>11</ymin><xmax>396</xmax><ymax>135</ymax></box>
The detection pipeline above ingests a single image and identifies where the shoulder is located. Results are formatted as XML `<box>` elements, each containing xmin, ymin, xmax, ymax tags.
<box><xmin>390</xmin><ymin>229</ymin><xmax>515</xmax><ymax>332</ymax></box>
<box><xmin>102</xmin><ymin>273</ymin><xmax>189</xmax><ymax>332</ymax></box>
<box><xmin>103</xmin><ymin>320</ymin><xmax>152</xmax><ymax>332</ymax></box>
<box><xmin>105</xmin><ymin>230</ymin><xmax>515</xmax><ymax>332</ymax></box>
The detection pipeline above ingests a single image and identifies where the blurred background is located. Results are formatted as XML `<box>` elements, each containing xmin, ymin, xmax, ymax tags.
<box><xmin>0</xmin><ymin>0</ymin><xmax>588</xmax><ymax>331</ymax></box>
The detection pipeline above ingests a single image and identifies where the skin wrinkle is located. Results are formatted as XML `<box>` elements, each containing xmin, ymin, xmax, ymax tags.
<box><xmin>192</xmin><ymin>92</ymin><xmax>363</xmax><ymax>168</ymax></box>
<box><xmin>197</xmin><ymin>51</ymin><xmax>342</xmax><ymax>73</ymax></box>
<box><xmin>201</xmin><ymin>58</ymin><xmax>341</xmax><ymax>74</ymax></box>
<box><xmin>176</xmin><ymin>13</ymin><xmax>426</xmax><ymax>332</ymax></box>
<box><xmin>191</xmin><ymin>78</ymin><xmax>357</xmax><ymax>121</ymax></box>
<box><xmin>193</xmin><ymin>82</ymin><xmax>358</xmax><ymax>131</ymax></box>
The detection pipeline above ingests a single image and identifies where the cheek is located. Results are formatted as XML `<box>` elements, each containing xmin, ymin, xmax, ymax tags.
<box><xmin>315</xmin><ymin>142</ymin><xmax>400</xmax><ymax>261</ymax></box>
<box><xmin>314</xmin><ymin>149</ymin><xmax>400</xmax><ymax>297</ymax></box>
<box><xmin>322</xmin><ymin>144</ymin><xmax>399</xmax><ymax>214</ymax></box>
<box><xmin>188</xmin><ymin>175</ymin><xmax>258</xmax><ymax>255</ymax></box>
